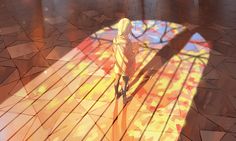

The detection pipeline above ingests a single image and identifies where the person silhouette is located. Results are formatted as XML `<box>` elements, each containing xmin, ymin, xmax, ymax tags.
<box><xmin>113</xmin><ymin>18</ymin><xmax>136</xmax><ymax>98</ymax></box>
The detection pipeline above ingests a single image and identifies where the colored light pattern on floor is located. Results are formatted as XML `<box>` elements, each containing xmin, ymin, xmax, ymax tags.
<box><xmin>0</xmin><ymin>20</ymin><xmax>210</xmax><ymax>141</ymax></box>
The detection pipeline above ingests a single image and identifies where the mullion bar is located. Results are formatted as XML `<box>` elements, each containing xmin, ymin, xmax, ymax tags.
<box><xmin>158</xmin><ymin>58</ymin><xmax>197</xmax><ymax>141</ymax></box>
<box><xmin>138</xmin><ymin>58</ymin><xmax>196</xmax><ymax>141</ymax></box>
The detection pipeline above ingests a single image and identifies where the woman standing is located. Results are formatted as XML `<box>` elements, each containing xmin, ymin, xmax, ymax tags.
<box><xmin>113</xmin><ymin>18</ymin><xmax>136</xmax><ymax>98</ymax></box>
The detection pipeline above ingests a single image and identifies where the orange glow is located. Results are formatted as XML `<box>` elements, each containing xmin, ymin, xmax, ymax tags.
<box><xmin>0</xmin><ymin>20</ymin><xmax>211</xmax><ymax>141</ymax></box>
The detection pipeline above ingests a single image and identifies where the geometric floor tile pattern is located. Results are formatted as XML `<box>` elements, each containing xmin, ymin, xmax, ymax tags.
<box><xmin>0</xmin><ymin>20</ymin><xmax>212</xmax><ymax>141</ymax></box>
<box><xmin>0</xmin><ymin>0</ymin><xmax>236</xmax><ymax>141</ymax></box>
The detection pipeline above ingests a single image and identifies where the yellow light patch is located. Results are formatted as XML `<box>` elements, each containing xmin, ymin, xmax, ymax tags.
<box><xmin>37</xmin><ymin>85</ymin><xmax>47</xmax><ymax>94</ymax></box>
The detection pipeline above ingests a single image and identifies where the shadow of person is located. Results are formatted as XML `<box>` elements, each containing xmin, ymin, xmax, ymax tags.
<box><xmin>112</xmin><ymin>99</ymin><xmax>119</xmax><ymax>141</ymax></box>
<box><xmin>177</xmin><ymin>29</ymin><xmax>236</xmax><ymax>140</ymax></box>
<box><xmin>112</xmin><ymin>98</ymin><xmax>131</xmax><ymax>141</ymax></box>
<box><xmin>123</xmin><ymin>27</ymin><xmax>198</xmax><ymax>104</ymax></box>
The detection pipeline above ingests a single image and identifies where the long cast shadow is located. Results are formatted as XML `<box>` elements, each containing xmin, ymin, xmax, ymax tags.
<box><xmin>124</xmin><ymin>27</ymin><xmax>198</xmax><ymax>102</ymax></box>
<box><xmin>178</xmin><ymin>29</ymin><xmax>236</xmax><ymax>140</ymax></box>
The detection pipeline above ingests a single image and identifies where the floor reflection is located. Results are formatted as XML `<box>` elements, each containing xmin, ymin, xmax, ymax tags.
<box><xmin>0</xmin><ymin>20</ymin><xmax>212</xmax><ymax>141</ymax></box>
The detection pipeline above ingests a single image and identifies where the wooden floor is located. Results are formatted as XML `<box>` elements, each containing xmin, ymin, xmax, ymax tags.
<box><xmin>0</xmin><ymin>0</ymin><xmax>236</xmax><ymax>140</ymax></box>
<box><xmin>0</xmin><ymin>20</ymin><xmax>213</xmax><ymax>141</ymax></box>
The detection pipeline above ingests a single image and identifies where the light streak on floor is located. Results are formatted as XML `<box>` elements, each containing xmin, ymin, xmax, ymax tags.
<box><xmin>0</xmin><ymin>20</ymin><xmax>211</xmax><ymax>141</ymax></box>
